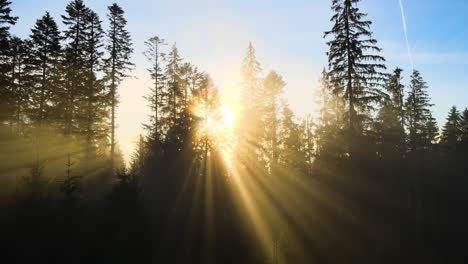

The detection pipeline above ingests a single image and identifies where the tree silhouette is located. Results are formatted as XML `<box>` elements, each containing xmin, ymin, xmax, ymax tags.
<box><xmin>441</xmin><ymin>106</ymin><xmax>461</xmax><ymax>146</ymax></box>
<box><xmin>104</xmin><ymin>3</ymin><xmax>133</xmax><ymax>169</ymax></box>
<box><xmin>143</xmin><ymin>36</ymin><xmax>166</xmax><ymax>141</ymax></box>
<box><xmin>405</xmin><ymin>70</ymin><xmax>435</xmax><ymax>151</ymax></box>
<box><xmin>324</xmin><ymin>0</ymin><xmax>387</xmax><ymax>135</ymax></box>
<box><xmin>28</xmin><ymin>12</ymin><xmax>62</xmax><ymax>127</ymax></box>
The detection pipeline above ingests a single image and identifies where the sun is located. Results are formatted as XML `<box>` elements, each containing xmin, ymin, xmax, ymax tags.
<box><xmin>196</xmin><ymin>102</ymin><xmax>236</xmax><ymax>140</ymax></box>
<box><xmin>192</xmin><ymin>96</ymin><xmax>237</xmax><ymax>166</ymax></box>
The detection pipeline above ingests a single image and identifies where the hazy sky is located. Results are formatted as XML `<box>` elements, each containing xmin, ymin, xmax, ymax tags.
<box><xmin>10</xmin><ymin>0</ymin><xmax>468</xmax><ymax>161</ymax></box>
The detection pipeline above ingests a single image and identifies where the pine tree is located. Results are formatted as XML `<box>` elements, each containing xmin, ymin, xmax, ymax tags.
<box><xmin>278</xmin><ymin>103</ymin><xmax>307</xmax><ymax>174</ymax></box>
<box><xmin>8</xmin><ymin>36</ymin><xmax>30</xmax><ymax>133</ymax></box>
<box><xmin>405</xmin><ymin>70</ymin><xmax>435</xmax><ymax>150</ymax></box>
<box><xmin>0</xmin><ymin>0</ymin><xmax>17</xmax><ymax>124</ymax></box>
<box><xmin>460</xmin><ymin>108</ymin><xmax>468</xmax><ymax>144</ymax></box>
<box><xmin>324</xmin><ymin>0</ymin><xmax>387</xmax><ymax>133</ymax></box>
<box><xmin>315</xmin><ymin>69</ymin><xmax>345</xmax><ymax>160</ymax></box>
<box><xmin>262</xmin><ymin>70</ymin><xmax>285</xmax><ymax>170</ymax></box>
<box><xmin>440</xmin><ymin>106</ymin><xmax>461</xmax><ymax>146</ymax></box>
<box><xmin>386</xmin><ymin>67</ymin><xmax>405</xmax><ymax>127</ymax></box>
<box><xmin>60</xmin><ymin>154</ymin><xmax>81</xmax><ymax>208</ymax></box>
<box><xmin>163</xmin><ymin>44</ymin><xmax>182</xmax><ymax>127</ymax></box>
<box><xmin>81</xmin><ymin>10</ymin><xmax>107</xmax><ymax>154</ymax></box>
<box><xmin>239</xmin><ymin>42</ymin><xmax>264</xmax><ymax>166</ymax></box>
<box><xmin>241</xmin><ymin>42</ymin><xmax>263</xmax><ymax>110</ymax></box>
<box><xmin>375</xmin><ymin>67</ymin><xmax>406</xmax><ymax>156</ymax></box>
<box><xmin>61</xmin><ymin>0</ymin><xmax>91</xmax><ymax>135</ymax></box>
<box><xmin>143</xmin><ymin>36</ymin><xmax>166</xmax><ymax>140</ymax></box>
<box><xmin>28</xmin><ymin>12</ymin><xmax>62</xmax><ymax>126</ymax></box>
<box><xmin>0</xmin><ymin>0</ymin><xmax>16</xmax><ymax>42</ymax></box>
<box><xmin>104</xmin><ymin>3</ymin><xmax>133</xmax><ymax>168</ymax></box>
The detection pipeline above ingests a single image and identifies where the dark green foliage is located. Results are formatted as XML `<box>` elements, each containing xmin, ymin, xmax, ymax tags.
<box><xmin>0</xmin><ymin>0</ymin><xmax>17</xmax><ymax>111</ymax></box>
<box><xmin>440</xmin><ymin>106</ymin><xmax>461</xmax><ymax>146</ymax></box>
<box><xmin>460</xmin><ymin>108</ymin><xmax>468</xmax><ymax>144</ymax></box>
<box><xmin>143</xmin><ymin>36</ymin><xmax>166</xmax><ymax>140</ymax></box>
<box><xmin>405</xmin><ymin>70</ymin><xmax>436</xmax><ymax>151</ymax></box>
<box><xmin>374</xmin><ymin>68</ymin><xmax>406</xmax><ymax>157</ymax></box>
<box><xmin>6</xmin><ymin>36</ymin><xmax>30</xmax><ymax>133</ymax></box>
<box><xmin>324</xmin><ymin>0</ymin><xmax>387</xmax><ymax>132</ymax></box>
<box><xmin>81</xmin><ymin>10</ymin><xmax>108</xmax><ymax>154</ymax></box>
<box><xmin>104</xmin><ymin>3</ymin><xmax>133</xmax><ymax>166</ymax></box>
<box><xmin>28</xmin><ymin>12</ymin><xmax>62</xmax><ymax>126</ymax></box>
<box><xmin>60</xmin><ymin>0</ymin><xmax>90</xmax><ymax>135</ymax></box>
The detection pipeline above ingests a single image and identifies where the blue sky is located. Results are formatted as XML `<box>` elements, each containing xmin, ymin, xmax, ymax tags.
<box><xmin>10</xmin><ymin>0</ymin><xmax>468</xmax><ymax>160</ymax></box>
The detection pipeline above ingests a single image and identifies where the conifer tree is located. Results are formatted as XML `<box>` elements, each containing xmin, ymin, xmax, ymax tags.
<box><xmin>315</xmin><ymin>69</ymin><xmax>345</xmax><ymax>160</ymax></box>
<box><xmin>61</xmin><ymin>0</ymin><xmax>90</xmax><ymax>135</ymax></box>
<box><xmin>375</xmin><ymin>67</ymin><xmax>406</xmax><ymax>156</ymax></box>
<box><xmin>0</xmin><ymin>0</ymin><xmax>17</xmax><ymax>123</ymax></box>
<box><xmin>143</xmin><ymin>36</ymin><xmax>166</xmax><ymax>140</ymax></box>
<box><xmin>440</xmin><ymin>106</ymin><xmax>461</xmax><ymax>146</ymax></box>
<box><xmin>8</xmin><ymin>36</ymin><xmax>30</xmax><ymax>132</ymax></box>
<box><xmin>405</xmin><ymin>70</ymin><xmax>435</xmax><ymax>150</ymax></box>
<box><xmin>104</xmin><ymin>3</ymin><xmax>133</xmax><ymax>167</ymax></box>
<box><xmin>324</xmin><ymin>0</ymin><xmax>387</xmax><ymax>133</ymax></box>
<box><xmin>262</xmin><ymin>70</ymin><xmax>285</xmax><ymax>170</ymax></box>
<box><xmin>386</xmin><ymin>67</ymin><xmax>405</xmax><ymax>127</ymax></box>
<box><xmin>239</xmin><ymin>42</ymin><xmax>264</xmax><ymax>165</ymax></box>
<box><xmin>279</xmin><ymin>103</ymin><xmax>306</xmax><ymax>173</ymax></box>
<box><xmin>241</xmin><ymin>42</ymin><xmax>262</xmax><ymax>109</ymax></box>
<box><xmin>0</xmin><ymin>0</ymin><xmax>16</xmax><ymax>44</ymax></box>
<box><xmin>460</xmin><ymin>108</ymin><xmax>468</xmax><ymax>144</ymax></box>
<box><xmin>28</xmin><ymin>12</ymin><xmax>62</xmax><ymax>126</ymax></box>
<box><xmin>163</xmin><ymin>44</ymin><xmax>182</xmax><ymax>127</ymax></box>
<box><xmin>81</xmin><ymin>10</ymin><xmax>106</xmax><ymax>154</ymax></box>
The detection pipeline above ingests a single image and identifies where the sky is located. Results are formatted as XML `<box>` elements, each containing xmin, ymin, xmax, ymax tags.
<box><xmin>9</xmin><ymin>0</ymin><xmax>468</xmax><ymax>162</ymax></box>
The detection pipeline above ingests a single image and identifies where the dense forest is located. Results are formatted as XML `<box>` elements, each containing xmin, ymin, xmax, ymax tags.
<box><xmin>1</xmin><ymin>0</ymin><xmax>468</xmax><ymax>263</ymax></box>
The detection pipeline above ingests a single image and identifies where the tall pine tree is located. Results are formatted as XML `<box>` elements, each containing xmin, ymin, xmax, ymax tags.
<box><xmin>405</xmin><ymin>70</ymin><xmax>436</xmax><ymax>150</ymax></box>
<box><xmin>28</xmin><ymin>12</ymin><xmax>62</xmax><ymax>126</ymax></box>
<box><xmin>440</xmin><ymin>106</ymin><xmax>461</xmax><ymax>146</ymax></box>
<box><xmin>324</xmin><ymin>0</ymin><xmax>387</xmax><ymax>133</ymax></box>
<box><xmin>81</xmin><ymin>10</ymin><xmax>106</xmax><ymax>155</ymax></box>
<box><xmin>61</xmin><ymin>0</ymin><xmax>90</xmax><ymax>135</ymax></box>
<box><xmin>8</xmin><ymin>36</ymin><xmax>30</xmax><ymax>133</ymax></box>
<box><xmin>0</xmin><ymin>0</ymin><xmax>17</xmax><ymax>124</ymax></box>
<box><xmin>143</xmin><ymin>36</ymin><xmax>166</xmax><ymax>140</ymax></box>
<box><xmin>104</xmin><ymin>3</ymin><xmax>133</xmax><ymax>168</ymax></box>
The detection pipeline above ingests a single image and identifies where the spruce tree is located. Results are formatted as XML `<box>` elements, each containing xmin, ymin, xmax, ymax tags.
<box><xmin>163</xmin><ymin>44</ymin><xmax>182</xmax><ymax>127</ymax></box>
<box><xmin>405</xmin><ymin>70</ymin><xmax>435</xmax><ymax>150</ymax></box>
<box><xmin>8</xmin><ymin>36</ymin><xmax>30</xmax><ymax>132</ymax></box>
<box><xmin>279</xmin><ymin>103</ymin><xmax>306</xmax><ymax>173</ymax></box>
<box><xmin>262</xmin><ymin>70</ymin><xmax>285</xmax><ymax>170</ymax></box>
<box><xmin>61</xmin><ymin>0</ymin><xmax>90</xmax><ymax>135</ymax></box>
<box><xmin>376</xmin><ymin>67</ymin><xmax>406</xmax><ymax>156</ymax></box>
<box><xmin>460</xmin><ymin>108</ymin><xmax>468</xmax><ymax>144</ymax></box>
<box><xmin>239</xmin><ymin>42</ymin><xmax>263</xmax><ymax>166</ymax></box>
<box><xmin>143</xmin><ymin>36</ymin><xmax>166</xmax><ymax>140</ymax></box>
<box><xmin>81</xmin><ymin>10</ymin><xmax>106</xmax><ymax>154</ymax></box>
<box><xmin>0</xmin><ymin>0</ymin><xmax>17</xmax><ymax>124</ymax></box>
<box><xmin>28</xmin><ymin>12</ymin><xmax>62</xmax><ymax>126</ymax></box>
<box><xmin>441</xmin><ymin>106</ymin><xmax>461</xmax><ymax>146</ymax></box>
<box><xmin>104</xmin><ymin>3</ymin><xmax>133</xmax><ymax>168</ymax></box>
<box><xmin>324</xmin><ymin>0</ymin><xmax>387</xmax><ymax>133</ymax></box>
<box><xmin>386</xmin><ymin>67</ymin><xmax>405</xmax><ymax>127</ymax></box>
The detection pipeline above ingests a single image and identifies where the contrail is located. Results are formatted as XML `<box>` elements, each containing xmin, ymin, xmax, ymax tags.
<box><xmin>398</xmin><ymin>0</ymin><xmax>414</xmax><ymax>71</ymax></box>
